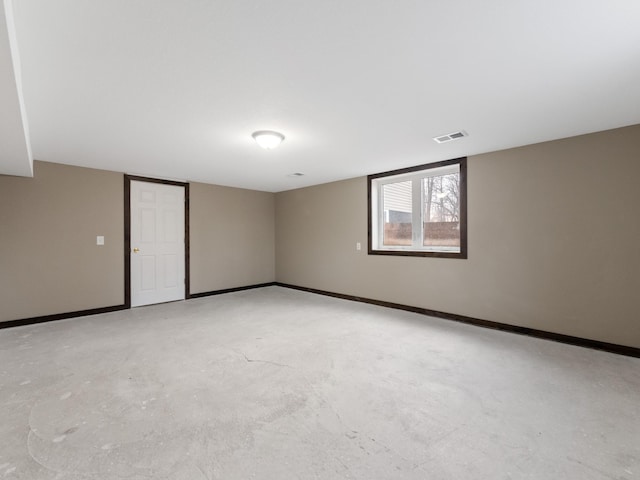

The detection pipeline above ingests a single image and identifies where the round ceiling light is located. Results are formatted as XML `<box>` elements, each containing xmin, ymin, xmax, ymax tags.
<box><xmin>252</xmin><ymin>130</ymin><xmax>285</xmax><ymax>150</ymax></box>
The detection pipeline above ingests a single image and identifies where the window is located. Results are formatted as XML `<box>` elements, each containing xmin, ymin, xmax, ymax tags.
<box><xmin>368</xmin><ymin>157</ymin><xmax>467</xmax><ymax>258</ymax></box>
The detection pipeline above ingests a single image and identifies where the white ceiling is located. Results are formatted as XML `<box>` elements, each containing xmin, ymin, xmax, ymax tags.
<box><xmin>3</xmin><ymin>0</ymin><xmax>640</xmax><ymax>192</ymax></box>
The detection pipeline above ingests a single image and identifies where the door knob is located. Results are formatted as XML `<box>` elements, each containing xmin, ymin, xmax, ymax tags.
<box><xmin>133</xmin><ymin>248</ymin><xmax>140</xmax><ymax>253</ymax></box>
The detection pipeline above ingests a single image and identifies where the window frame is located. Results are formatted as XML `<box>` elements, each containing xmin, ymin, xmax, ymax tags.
<box><xmin>367</xmin><ymin>157</ymin><xmax>467</xmax><ymax>259</ymax></box>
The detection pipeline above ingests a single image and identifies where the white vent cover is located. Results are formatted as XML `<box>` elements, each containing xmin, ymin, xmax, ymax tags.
<box><xmin>433</xmin><ymin>130</ymin><xmax>468</xmax><ymax>143</ymax></box>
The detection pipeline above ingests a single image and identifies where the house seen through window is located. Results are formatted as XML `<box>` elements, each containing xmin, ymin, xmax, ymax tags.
<box><xmin>368</xmin><ymin>158</ymin><xmax>467</xmax><ymax>258</ymax></box>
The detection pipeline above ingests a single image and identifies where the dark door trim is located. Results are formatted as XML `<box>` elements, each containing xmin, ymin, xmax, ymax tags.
<box><xmin>124</xmin><ymin>175</ymin><xmax>190</xmax><ymax>308</ymax></box>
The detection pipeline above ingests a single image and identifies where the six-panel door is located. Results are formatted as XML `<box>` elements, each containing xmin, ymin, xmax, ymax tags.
<box><xmin>130</xmin><ymin>181</ymin><xmax>185</xmax><ymax>307</ymax></box>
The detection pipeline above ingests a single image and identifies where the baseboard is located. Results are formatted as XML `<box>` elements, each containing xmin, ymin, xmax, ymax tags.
<box><xmin>0</xmin><ymin>304</ymin><xmax>128</xmax><ymax>330</ymax></box>
<box><xmin>0</xmin><ymin>283</ymin><xmax>277</xmax><ymax>330</ymax></box>
<box><xmin>4</xmin><ymin>284</ymin><xmax>637</xmax><ymax>358</ymax></box>
<box><xmin>275</xmin><ymin>282</ymin><xmax>640</xmax><ymax>359</ymax></box>
<box><xmin>188</xmin><ymin>282</ymin><xmax>277</xmax><ymax>299</ymax></box>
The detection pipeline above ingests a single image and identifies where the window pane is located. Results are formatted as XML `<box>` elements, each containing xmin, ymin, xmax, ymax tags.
<box><xmin>382</xmin><ymin>180</ymin><xmax>412</xmax><ymax>246</ymax></box>
<box><xmin>422</xmin><ymin>173</ymin><xmax>460</xmax><ymax>250</ymax></box>
<box><xmin>368</xmin><ymin>158</ymin><xmax>466</xmax><ymax>257</ymax></box>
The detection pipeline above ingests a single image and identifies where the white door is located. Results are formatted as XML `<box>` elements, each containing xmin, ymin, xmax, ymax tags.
<box><xmin>130</xmin><ymin>180</ymin><xmax>185</xmax><ymax>307</ymax></box>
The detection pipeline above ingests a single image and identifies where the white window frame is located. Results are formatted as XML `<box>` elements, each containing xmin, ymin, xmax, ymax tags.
<box><xmin>368</xmin><ymin>158</ymin><xmax>467</xmax><ymax>258</ymax></box>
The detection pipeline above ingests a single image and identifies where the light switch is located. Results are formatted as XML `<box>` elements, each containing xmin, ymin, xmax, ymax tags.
<box><xmin>356</xmin><ymin>242</ymin><xmax>361</xmax><ymax>251</ymax></box>
<box><xmin>96</xmin><ymin>236</ymin><xmax>105</xmax><ymax>246</ymax></box>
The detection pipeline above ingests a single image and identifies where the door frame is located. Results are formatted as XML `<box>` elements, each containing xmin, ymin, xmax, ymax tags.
<box><xmin>124</xmin><ymin>175</ymin><xmax>190</xmax><ymax>308</ymax></box>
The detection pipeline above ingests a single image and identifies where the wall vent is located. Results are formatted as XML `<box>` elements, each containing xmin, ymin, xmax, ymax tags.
<box><xmin>433</xmin><ymin>130</ymin><xmax>468</xmax><ymax>143</ymax></box>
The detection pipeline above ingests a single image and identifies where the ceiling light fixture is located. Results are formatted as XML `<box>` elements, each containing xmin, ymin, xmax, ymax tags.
<box><xmin>252</xmin><ymin>130</ymin><xmax>285</xmax><ymax>150</ymax></box>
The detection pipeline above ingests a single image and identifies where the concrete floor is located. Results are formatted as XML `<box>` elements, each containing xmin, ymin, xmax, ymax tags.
<box><xmin>0</xmin><ymin>286</ymin><xmax>638</xmax><ymax>480</ymax></box>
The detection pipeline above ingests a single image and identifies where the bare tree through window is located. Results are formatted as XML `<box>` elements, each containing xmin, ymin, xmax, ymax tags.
<box><xmin>423</xmin><ymin>173</ymin><xmax>460</xmax><ymax>248</ymax></box>
<box><xmin>369</xmin><ymin>157</ymin><xmax>467</xmax><ymax>258</ymax></box>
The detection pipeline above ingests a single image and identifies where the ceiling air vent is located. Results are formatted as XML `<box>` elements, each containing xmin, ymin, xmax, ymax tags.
<box><xmin>433</xmin><ymin>130</ymin><xmax>468</xmax><ymax>143</ymax></box>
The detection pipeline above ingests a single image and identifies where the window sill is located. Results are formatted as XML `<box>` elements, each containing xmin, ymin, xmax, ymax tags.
<box><xmin>368</xmin><ymin>248</ymin><xmax>467</xmax><ymax>259</ymax></box>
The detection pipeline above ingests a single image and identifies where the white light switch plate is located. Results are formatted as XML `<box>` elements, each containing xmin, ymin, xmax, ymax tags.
<box><xmin>356</xmin><ymin>242</ymin><xmax>361</xmax><ymax>251</ymax></box>
<box><xmin>96</xmin><ymin>236</ymin><xmax>105</xmax><ymax>245</ymax></box>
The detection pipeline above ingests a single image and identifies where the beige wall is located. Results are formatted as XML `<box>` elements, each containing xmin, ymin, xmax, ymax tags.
<box><xmin>2</xmin><ymin>126</ymin><xmax>639</xmax><ymax>346</ymax></box>
<box><xmin>0</xmin><ymin>162</ymin><xmax>276</xmax><ymax>323</ymax></box>
<box><xmin>189</xmin><ymin>182</ymin><xmax>275</xmax><ymax>293</ymax></box>
<box><xmin>275</xmin><ymin>124</ymin><xmax>640</xmax><ymax>348</ymax></box>
<box><xmin>0</xmin><ymin>161</ymin><xmax>124</xmax><ymax>321</ymax></box>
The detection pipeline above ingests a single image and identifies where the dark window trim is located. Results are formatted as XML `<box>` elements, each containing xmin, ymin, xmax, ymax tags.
<box><xmin>367</xmin><ymin>157</ymin><xmax>467</xmax><ymax>259</ymax></box>
<box><xmin>124</xmin><ymin>175</ymin><xmax>190</xmax><ymax>308</ymax></box>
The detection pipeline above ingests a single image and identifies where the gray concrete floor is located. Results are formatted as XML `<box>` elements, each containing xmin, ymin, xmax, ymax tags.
<box><xmin>0</xmin><ymin>286</ymin><xmax>638</xmax><ymax>479</ymax></box>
